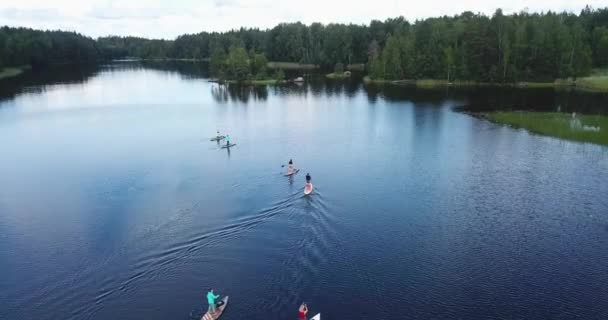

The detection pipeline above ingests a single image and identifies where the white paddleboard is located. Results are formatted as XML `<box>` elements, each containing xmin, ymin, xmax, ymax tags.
<box><xmin>304</xmin><ymin>183</ymin><xmax>313</xmax><ymax>195</ymax></box>
<box><xmin>310</xmin><ymin>313</ymin><xmax>320</xmax><ymax>320</ymax></box>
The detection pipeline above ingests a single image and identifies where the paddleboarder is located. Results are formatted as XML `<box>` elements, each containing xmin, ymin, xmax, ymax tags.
<box><xmin>298</xmin><ymin>303</ymin><xmax>308</xmax><ymax>319</ymax></box>
<box><xmin>304</xmin><ymin>173</ymin><xmax>313</xmax><ymax>195</ymax></box>
<box><xmin>207</xmin><ymin>288</ymin><xmax>220</xmax><ymax>313</ymax></box>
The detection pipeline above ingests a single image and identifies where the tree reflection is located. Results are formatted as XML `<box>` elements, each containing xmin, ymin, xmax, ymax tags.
<box><xmin>0</xmin><ymin>64</ymin><xmax>100</xmax><ymax>102</ymax></box>
<box><xmin>211</xmin><ymin>84</ymin><xmax>268</xmax><ymax>103</ymax></box>
<box><xmin>140</xmin><ymin>61</ymin><xmax>210</xmax><ymax>79</ymax></box>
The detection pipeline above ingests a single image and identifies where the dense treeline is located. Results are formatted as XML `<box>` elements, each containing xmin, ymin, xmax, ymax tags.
<box><xmin>96</xmin><ymin>36</ymin><xmax>172</xmax><ymax>60</ymax></box>
<box><xmin>369</xmin><ymin>8</ymin><xmax>608</xmax><ymax>82</ymax></box>
<box><xmin>210</xmin><ymin>43</ymin><xmax>273</xmax><ymax>81</ymax></box>
<box><xmin>1</xmin><ymin>6</ymin><xmax>608</xmax><ymax>82</ymax></box>
<box><xmin>97</xmin><ymin>6</ymin><xmax>608</xmax><ymax>81</ymax></box>
<box><xmin>0</xmin><ymin>27</ymin><xmax>100</xmax><ymax>69</ymax></box>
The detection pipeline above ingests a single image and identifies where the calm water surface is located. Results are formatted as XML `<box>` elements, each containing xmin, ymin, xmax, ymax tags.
<box><xmin>1</xmin><ymin>63</ymin><xmax>608</xmax><ymax>320</ymax></box>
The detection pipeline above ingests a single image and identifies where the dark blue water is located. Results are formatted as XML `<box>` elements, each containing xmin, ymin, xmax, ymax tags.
<box><xmin>1</xmin><ymin>63</ymin><xmax>608</xmax><ymax>320</ymax></box>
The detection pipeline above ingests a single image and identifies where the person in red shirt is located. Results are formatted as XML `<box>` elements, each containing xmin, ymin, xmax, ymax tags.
<box><xmin>298</xmin><ymin>303</ymin><xmax>308</xmax><ymax>319</ymax></box>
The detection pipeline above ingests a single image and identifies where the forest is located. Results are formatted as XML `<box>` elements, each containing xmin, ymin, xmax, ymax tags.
<box><xmin>0</xmin><ymin>27</ymin><xmax>99</xmax><ymax>69</ymax></box>
<box><xmin>1</xmin><ymin>6</ymin><xmax>607</xmax><ymax>82</ymax></box>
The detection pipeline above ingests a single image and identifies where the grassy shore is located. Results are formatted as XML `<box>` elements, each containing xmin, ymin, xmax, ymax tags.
<box><xmin>222</xmin><ymin>79</ymin><xmax>281</xmax><ymax>85</ymax></box>
<box><xmin>0</xmin><ymin>66</ymin><xmax>30</xmax><ymax>80</ymax></box>
<box><xmin>486</xmin><ymin>111</ymin><xmax>608</xmax><ymax>146</ymax></box>
<box><xmin>363</xmin><ymin>75</ymin><xmax>608</xmax><ymax>91</ymax></box>
<box><xmin>576</xmin><ymin>77</ymin><xmax>608</xmax><ymax>91</ymax></box>
<box><xmin>325</xmin><ymin>72</ymin><xmax>350</xmax><ymax>79</ymax></box>
<box><xmin>266</xmin><ymin>62</ymin><xmax>319</xmax><ymax>70</ymax></box>
<box><xmin>346</xmin><ymin>63</ymin><xmax>365</xmax><ymax>71</ymax></box>
<box><xmin>575</xmin><ymin>69</ymin><xmax>608</xmax><ymax>92</ymax></box>
<box><xmin>363</xmin><ymin>77</ymin><xmax>482</xmax><ymax>87</ymax></box>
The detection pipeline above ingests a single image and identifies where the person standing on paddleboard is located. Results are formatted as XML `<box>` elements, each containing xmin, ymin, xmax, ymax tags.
<box><xmin>226</xmin><ymin>134</ymin><xmax>231</xmax><ymax>146</ymax></box>
<box><xmin>288</xmin><ymin>159</ymin><xmax>294</xmax><ymax>174</ymax></box>
<box><xmin>207</xmin><ymin>288</ymin><xmax>220</xmax><ymax>313</ymax></box>
<box><xmin>306</xmin><ymin>173</ymin><xmax>311</xmax><ymax>185</ymax></box>
<box><xmin>298</xmin><ymin>303</ymin><xmax>308</xmax><ymax>319</ymax></box>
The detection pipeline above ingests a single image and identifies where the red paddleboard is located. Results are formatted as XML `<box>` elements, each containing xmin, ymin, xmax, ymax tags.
<box><xmin>304</xmin><ymin>183</ymin><xmax>313</xmax><ymax>195</ymax></box>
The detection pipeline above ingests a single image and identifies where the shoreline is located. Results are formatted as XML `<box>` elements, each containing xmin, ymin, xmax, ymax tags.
<box><xmin>325</xmin><ymin>72</ymin><xmax>350</xmax><ymax>80</ymax></box>
<box><xmin>213</xmin><ymin>79</ymin><xmax>293</xmax><ymax>86</ymax></box>
<box><xmin>114</xmin><ymin>59</ymin><xmax>321</xmax><ymax>71</ymax></box>
<box><xmin>478</xmin><ymin>111</ymin><xmax>607</xmax><ymax>146</ymax></box>
<box><xmin>0</xmin><ymin>66</ymin><xmax>31</xmax><ymax>80</ymax></box>
<box><xmin>266</xmin><ymin>62</ymin><xmax>319</xmax><ymax>70</ymax></box>
<box><xmin>363</xmin><ymin>76</ymin><xmax>608</xmax><ymax>92</ymax></box>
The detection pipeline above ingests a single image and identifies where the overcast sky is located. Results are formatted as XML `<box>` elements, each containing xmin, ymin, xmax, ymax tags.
<box><xmin>0</xmin><ymin>0</ymin><xmax>605</xmax><ymax>39</ymax></box>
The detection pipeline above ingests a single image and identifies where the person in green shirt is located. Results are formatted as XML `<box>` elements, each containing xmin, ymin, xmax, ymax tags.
<box><xmin>207</xmin><ymin>288</ymin><xmax>220</xmax><ymax>313</ymax></box>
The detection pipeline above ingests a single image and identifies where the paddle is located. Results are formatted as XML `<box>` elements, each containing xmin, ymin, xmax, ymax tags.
<box><xmin>281</xmin><ymin>164</ymin><xmax>299</xmax><ymax>175</ymax></box>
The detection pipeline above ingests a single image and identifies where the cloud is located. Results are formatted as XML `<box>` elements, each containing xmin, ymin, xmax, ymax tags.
<box><xmin>0</xmin><ymin>8</ymin><xmax>61</xmax><ymax>20</ymax></box>
<box><xmin>0</xmin><ymin>0</ymin><xmax>605</xmax><ymax>39</ymax></box>
<box><xmin>88</xmin><ymin>7</ymin><xmax>181</xmax><ymax>21</ymax></box>
<box><xmin>213</xmin><ymin>0</ymin><xmax>239</xmax><ymax>8</ymax></box>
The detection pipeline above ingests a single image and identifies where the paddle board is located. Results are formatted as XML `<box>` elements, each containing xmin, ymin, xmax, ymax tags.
<box><xmin>310</xmin><ymin>313</ymin><xmax>320</xmax><ymax>320</ymax></box>
<box><xmin>221</xmin><ymin>143</ymin><xmax>236</xmax><ymax>149</ymax></box>
<box><xmin>201</xmin><ymin>296</ymin><xmax>229</xmax><ymax>320</ymax></box>
<box><xmin>284</xmin><ymin>169</ymin><xmax>300</xmax><ymax>176</ymax></box>
<box><xmin>210</xmin><ymin>136</ymin><xmax>226</xmax><ymax>141</ymax></box>
<box><xmin>304</xmin><ymin>183</ymin><xmax>313</xmax><ymax>195</ymax></box>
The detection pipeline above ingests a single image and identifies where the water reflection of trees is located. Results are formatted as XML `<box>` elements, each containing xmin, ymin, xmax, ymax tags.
<box><xmin>0</xmin><ymin>64</ymin><xmax>100</xmax><ymax>102</ymax></box>
<box><xmin>208</xmin><ymin>78</ymin><xmax>371</xmax><ymax>103</ymax></box>
<box><xmin>140</xmin><ymin>61</ymin><xmax>210</xmax><ymax>79</ymax></box>
<box><xmin>5</xmin><ymin>61</ymin><xmax>606</xmax><ymax>116</ymax></box>
<box><xmin>263</xmin><ymin>77</ymin><xmax>363</xmax><ymax>99</ymax></box>
<box><xmin>361</xmin><ymin>84</ymin><xmax>608</xmax><ymax>115</ymax></box>
<box><xmin>363</xmin><ymin>83</ymin><xmax>451</xmax><ymax>106</ymax></box>
<box><xmin>211</xmin><ymin>84</ymin><xmax>268</xmax><ymax>103</ymax></box>
<box><xmin>210</xmin><ymin>79</ymin><xmax>608</xmax><ymax>114</ymax></box>
<box><xmin>455</xmin><ymin>87</ymin><xmax>608</xmax><ymax>114</ymax></box>
<box><xmin>318</xmin><ymin>78</ymin><xmax>361</xmax><ymax>97</ymax></box>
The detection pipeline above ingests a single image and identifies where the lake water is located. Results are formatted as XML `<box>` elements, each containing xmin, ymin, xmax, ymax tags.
<box><xmin>1</xmin><ymin>62</ymin><xmax>608</xmax><ymax>320</ymax></box>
